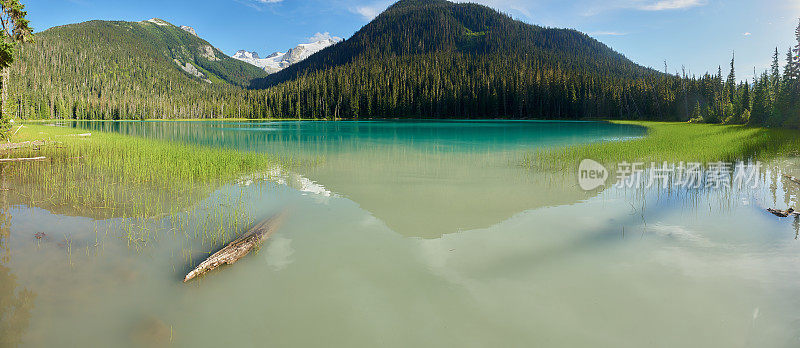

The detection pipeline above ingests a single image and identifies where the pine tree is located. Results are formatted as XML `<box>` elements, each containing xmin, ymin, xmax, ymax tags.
<box><xmin>726</xmin><ymin>52</ymin><xmax>736</xmax><ymax>102</ymax></box>
<box><xmin>787</xmin><ymin>20</ymin><xmax>800</xmax><ymax>82</ymax></box>
<box><xmin>0</xmin><ymin>0</ymin><xmax>33</xmax><ymax>133</ymax></box>
<box><xmin>771</xmin><ymin>47</ymin><xmax>781</xmax><ymax>94</ymax></box>
<box><xmin>795</xmin><ymin>18</ymin><xmax>800</xmax><ymax>69</ymax></box>
<box><xmin>750</xmin><ymin>75</ymin><xmax>768</xmax><ymax>125</ymax></box>
<box><xmin>741</xmin><ymin>80</ymin><xmax>750</xmax><ymax>111</ymax></box>
<box><xmin>784</xmin><ymin>47</ymin><xmax>797</xmax><ymax>81</ymax></box>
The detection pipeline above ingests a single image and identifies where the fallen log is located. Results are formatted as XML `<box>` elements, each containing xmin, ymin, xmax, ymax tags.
<box><xmin>0</xmin><ymin>140</ymin><xmax>45</xmax><ymax>151</ymax></box>
<box><xmin>783</xmin><ymin>174</ymin><xmax>800</xmax><ymax>186</ymax></box>
<box><xmin>184</xmin><ymin>209</ymin><xmax>289</xmax><ymax>282</ymax></box>
<box><xmin>0</xmin><ymin>156</ymin><xmax>46</xmax><ymax>163</ymax></box>
<box><xmin>11</xmin><ymin>125</ymin><xmax>25</xmax><ymax>137</ymax></box>
<box><xmin>767</xmin><ymin>208</ymin><xmax>798</xmax><ymax>217</ymax></box>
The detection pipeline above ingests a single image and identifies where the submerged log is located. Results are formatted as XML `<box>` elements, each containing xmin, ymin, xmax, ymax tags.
<box><xmin>767</xmin><ymin>208</ymin><xmax>798</xmax><ymax>217</ymax></box>
<box><xmin>184</xmin><ymin>209</ymin><xmax>289</xmax><ymax>282</ymax></box>
<box><xmin>0</xmin><ymin>156</ymin><xmax>46</xmax><ymax>162</ymax></box>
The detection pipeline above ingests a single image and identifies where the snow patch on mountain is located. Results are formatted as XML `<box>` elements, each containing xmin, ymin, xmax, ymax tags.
<box><xmin>144</xmin><ymin>18</ymin><xmax>169</xmax><ymax>26</ymax></box>
<box><xmin>180</xmin><ymin>25</ymin><xmax>197</xmax><ymax>37</ymax></box>
<box><xmin>232</xmin><ymin>32</ymin><xmax>342</xmax><ymax>74</ymax></box>
<box><xmin>233</xmin><ymin>50</ymin><xmax>261</xmax><ymax>60</ymax></box>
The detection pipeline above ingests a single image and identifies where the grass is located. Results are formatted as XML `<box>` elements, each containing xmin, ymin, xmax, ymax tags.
<box><xmin>522</xmin><ymin>121</ymin><xmax>800</xmax><ymax>170</ymax></box>
<box><xmin>3</xmin><ymin>124</ymin><xmax>290</xmax><ymax>219</ymax></box>
<box><xmin>2</xmin><ymin>123</ymin><xmax>292</xmax><ymax>253</ymax></box>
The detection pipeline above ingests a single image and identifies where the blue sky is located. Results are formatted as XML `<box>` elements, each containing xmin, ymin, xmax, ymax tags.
<box><xmin>26</xmin><ymin>0</ymin><xmax>800</xmax><ymax>81</ymax></box>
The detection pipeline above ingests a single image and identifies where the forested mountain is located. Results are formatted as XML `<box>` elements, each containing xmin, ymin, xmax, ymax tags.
<box><xmin>8</xmin><ymin>0</ymin><xmax>800</xmax><ymax>125</ymax></box>
<box><xmin>245</xmin><ymin>0</ymin><xmax>681</xmax><ymax>120</ymax></box>
<box><xmin>10</xmin><ymin>18</ymin><xmax>267</xmax><ymax>119</ymax></box>
<box><xmin>256</xmin><ymin>0</ymin><xmax>646</xmax><ymax>87</ymax></box>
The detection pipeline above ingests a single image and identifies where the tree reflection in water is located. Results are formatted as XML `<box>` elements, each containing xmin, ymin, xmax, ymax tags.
<box><xmin>0</xmin><ymin>169</ymin><xmax>36</xmax><ymax>347</ymax></box>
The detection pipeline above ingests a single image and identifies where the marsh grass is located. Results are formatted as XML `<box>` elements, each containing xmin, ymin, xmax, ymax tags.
<box><xmin>522</xmin><ymin>121</ymin><xmax>800</xmax><ymax>170</ymax></box>
<box><xmin>2</xmin><ymin>124</ymin><xmax>290</xmax><ymax>249</ymax></box>
<box><xmin>4</xmin><ymin>124</ymin><xmax>288</xmax><ymax>216</ymax></box>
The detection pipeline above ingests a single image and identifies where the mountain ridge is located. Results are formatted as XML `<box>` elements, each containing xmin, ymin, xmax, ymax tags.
<box><xmin>10</xmin><ymin>1</ymin><xmax>683</xmax><ymax>120</ymax></box>
<box><xmin>251</xmin><ymin>0</ymin><xmax>653</xmax><ymax>89</ymax></box>
<box><xmin>232</xmin><ymin>34</ymin><xmax>342</xmax><ymax>74</ymax></box>
<box><xmin>9</xmin><ymin>17</ymin><xmax>267</xmax><ymax>118</ymax></box>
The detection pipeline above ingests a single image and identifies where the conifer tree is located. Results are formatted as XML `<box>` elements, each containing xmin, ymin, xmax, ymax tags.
<box><xmin>784</xmin><ymin>48</ymin><xmax>797</xmax><ymax>81</ymax></box>
<box><xmin>0</xmin><ymin>0</ymin><xmax>33</xmax><ymax>131</ymax></box>
<box><xmin>726</xmin><ymin>52</ymin><xmax>736</xmax><ymax>102</ymax></box>
<box><xmin>771</xmin><ymin>48</ymin><xmax>780</xmax><ymax>94</ymax></box>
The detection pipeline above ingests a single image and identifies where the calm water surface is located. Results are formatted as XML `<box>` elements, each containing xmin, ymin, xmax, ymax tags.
<box><xmin>3</xmin><ymin>120</ymin><xmax>800</xmax><ymax>347</ymax></box>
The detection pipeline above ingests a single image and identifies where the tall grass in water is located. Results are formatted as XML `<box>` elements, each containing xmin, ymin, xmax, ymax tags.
<box><xmin>2</xmin><ymin>124</ymin><xmax>289</xmax><ymax>247</ymax></box>
<box><xmin>522</xmin><ymin>121</ymin><xmax>800</xmax><ymax>170</ymax></box>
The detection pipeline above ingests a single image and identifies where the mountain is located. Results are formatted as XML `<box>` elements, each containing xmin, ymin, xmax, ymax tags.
<box><xmin>180</xmin><ymin>25</ymin><xmax>198</xmax><ymax>37</ymax></box>
<box><xmin>232</xmin><ymin>34</ymin><xmax>342</xmax><ymax>74</ymax></box>
<box><xmin>246</xmin><ymin>0</ymin><xmax>680</xmax><ymax>120</ymax></box>
<box><xmin>11</xmin><ymin>1</ymin><xmax>690</xmax><ymax>121</ymax></box>
<box><xmin>233</xmin><ymin>50</ymin><xmax>261</xmax><ymax>60</ymax></box>
<box><xmin>10</xmin><ymin>18</ymin><xmax>268</xmax><ymax>119</ymax></box>
<box><xmin>253</xmin><ymin>0</ymin><xmax>649</xmax><ymax>88</ymax></box>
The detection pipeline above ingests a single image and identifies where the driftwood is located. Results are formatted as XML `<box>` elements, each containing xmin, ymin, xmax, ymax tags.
<box><xmin>11</xmin><ymin>125</ymin><xmax>24</xmax><ymax>137</ymax></box>
<box><xmin>0</xmin><ymin>156</ymin><xmax>46</xmax><ymax>163</ymax></box>
<box><xmin>767</xmin><ymin>208</ymin><xmax>799</xmax><ymax>217</ymax></box>
<box><xmin>184</xmin><ymin>209</ymin><xmax>288</xmax><ymax>282</ymax></box>
<box><xmin>0</xmin><ymin>140</ymin><xmax>44</xmax><ymax>151</ymax></box>
<box><xmin>783</xmin><ymin>174</ymin><xmax>800</xmax><ymax>186</ymax></box>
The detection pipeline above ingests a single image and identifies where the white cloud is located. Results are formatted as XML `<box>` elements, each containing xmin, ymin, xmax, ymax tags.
<box><xmin>307</xmin><ymin>32</ymin><xmax>343</xmax><ymax>43</ymax></box>
<box><xmin>580</xmin><ymin>0</ymin><xmax>707</xmax><ymax>16</ymax></box>
<box><xmin>590</xmin><ymin>31</ymin><xmax>628</xmax><ymax>36</ymax></box>
<box><xmin>453</xmin><ymin>0</ymin><xmax>535</xmax><ymax>20</ymax></box>
<box><xmin>743</xmin><ymin>32</ymin><xmax>751</xmax><ymax>36</ymax></box>
<box><xmin>350</xmin><ymin>0</ymin><xmax>536</xmax><ymax>21</ymax></box>
<box><xmin>635</xmin><ymin>0</ymin><xmax>706</xmax><ymax>11</ymax></box>
<box><xmin>234</xmin><ymin>0</ymin><xmax>282</xmax><ymax>10</ymax></box>
<box><xmin>350</xmin><ymin>1</ymin><xmax>393</xmax><ymax>20</ymax></box>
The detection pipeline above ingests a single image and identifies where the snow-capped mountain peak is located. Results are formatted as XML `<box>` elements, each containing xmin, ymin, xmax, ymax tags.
<box><xmin>231</xmin><ymin>33</ymin><xmax>342</xmax><ymax>74</ymax></box>
<box><xmin>233</xmin><ymin>50</ymin><xmax>261</xmax><ymax>60</ymax></box>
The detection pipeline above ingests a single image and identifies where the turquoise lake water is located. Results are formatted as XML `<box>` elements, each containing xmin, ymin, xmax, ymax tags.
<box><xmin>3</xmin><ymin>120</ymin><xmax>800</xmax><ymax>347</ymax></box>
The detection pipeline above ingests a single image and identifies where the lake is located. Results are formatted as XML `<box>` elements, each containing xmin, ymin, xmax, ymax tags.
<box><xmin>3</xmin><ymin>120</ymin><xmax>800</xmax><ymax>347</ymax></box>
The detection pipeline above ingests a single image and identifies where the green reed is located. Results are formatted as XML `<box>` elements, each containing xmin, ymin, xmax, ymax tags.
<box><xmin>2</xmin><ymin>124</ymin><xmax>290</xmax><ymax>249</ymax></box>
<box><xmin>522</xmin><ymin>121</ymin><xmax>800</xmax><ymax>171</ymax></box>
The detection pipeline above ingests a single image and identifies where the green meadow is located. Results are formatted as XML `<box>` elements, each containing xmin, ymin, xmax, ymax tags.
<box><xmin>523</xmin><ymin>121</ymin><xmax>800</xmax><ymax>170</ymax></box>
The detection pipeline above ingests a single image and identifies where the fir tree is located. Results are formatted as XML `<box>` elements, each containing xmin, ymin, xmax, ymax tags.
<box><xmin>784</xmin><ymin>47</ymin><xmax>797</xmax><ymax>81</ymax></box>
<box><xmin>726</xmin><ymin>52</ymin><xmax>736</xmax><ymax>103</ymax></box>
<box><xmin>771</xmin><ymin>47</ymin><xmax>781</xmax><ymax>94</ymax></box>
<box><xmin>0</xmin><ymin>0</ymin><xmax>33</xmax><ymax>132</ymax></box>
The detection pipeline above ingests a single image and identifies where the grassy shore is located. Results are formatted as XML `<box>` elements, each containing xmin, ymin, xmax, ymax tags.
<box><xmin>522</xmin><ymin>121</ymin><xmax>800</xmax><ymax>170</ymax></box>
<box><xmin>3</xmin><ymin>124</ymin><xmax>287</xmax><ymax>219</ymax></box>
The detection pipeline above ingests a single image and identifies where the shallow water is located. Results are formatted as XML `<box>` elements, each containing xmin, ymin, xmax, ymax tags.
<box><xmin>4</xmin><ymin>120</ymin><xmax>800</xmax><ymax>347</ymax></box>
